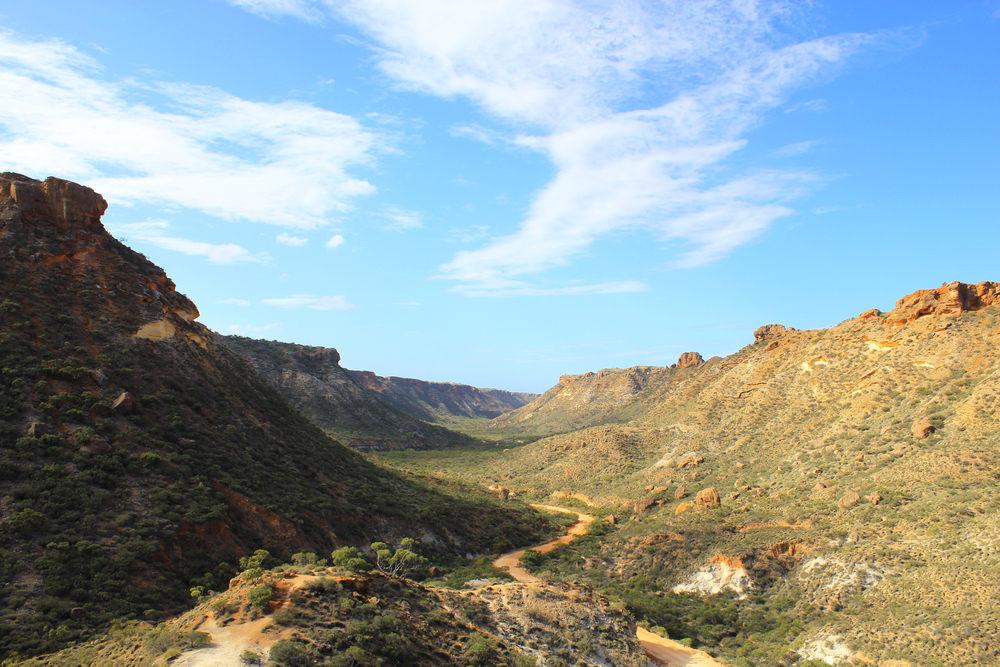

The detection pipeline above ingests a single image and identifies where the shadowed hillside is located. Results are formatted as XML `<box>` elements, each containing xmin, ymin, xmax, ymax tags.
<box><xmin>0</xmin><ymin>174</ymin><xmax>555</xmax><ymax>658</ymax></box>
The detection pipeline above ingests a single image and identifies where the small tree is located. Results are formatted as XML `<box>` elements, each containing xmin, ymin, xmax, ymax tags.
<box><xmin>370</xmin><ymin>538</ymin><xmax>427</xmax><ymax>578</ymax></box>
<box><xmin>330</xmin><ymin>546</ymin><xmax>371</xmax><ymax>573</ymax></box>
<box><xmin>239</xmin><ymin>549</ymin><xmax>270</xmax><ymax>580</ymax></box>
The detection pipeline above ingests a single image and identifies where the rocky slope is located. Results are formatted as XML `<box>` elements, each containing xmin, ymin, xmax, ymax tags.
<box><xmin>0</xmin><ymin>174</ymin><xmax>555</xmax><ymax>659</ymax></box>
<box><xmin>222</xmin><ymin>336</ymin><xmax>476</xmax><ymax>450</ymax></box>
<box><xmin>382</xmin><ymin>281</ymin><xmax>1000</xmax><ymax>666</ymax></box>
<box><xmin>348</xmin><ymin>370</ymin><xmax>537</xmax><ymax>424</ymax></box>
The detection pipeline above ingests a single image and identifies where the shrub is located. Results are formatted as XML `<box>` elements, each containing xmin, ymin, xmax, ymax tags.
<box><xmin>269</xmin><ymin>640</ymin><xmax>310</xmax><ymax>666</ymax></box>
<box><xmin>247</xmin><ymin>585</ymin><xmax>274</xmax><ymax>609</ymax></box>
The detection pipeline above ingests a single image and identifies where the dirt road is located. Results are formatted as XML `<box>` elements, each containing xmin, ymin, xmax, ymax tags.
<box><xmin>493</xmin><ymin>504</ymin><xmax>727</xmax><ymax>667</ymax></box>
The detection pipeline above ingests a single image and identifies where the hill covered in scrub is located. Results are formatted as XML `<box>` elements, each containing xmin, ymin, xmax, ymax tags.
<box><xmin>221</xmin><ymin>336</ymin><xmax>478</xmax><ymax>450</ymax></box>
<box><xmin>0</xmin><ymin>174</ymin><xmax>557</xmax><ymax>659</ymax></box>
<box><xmin>380</xmin><ymin>280</ymin><xmax>1000</xmax><ymax>666</ymax></box>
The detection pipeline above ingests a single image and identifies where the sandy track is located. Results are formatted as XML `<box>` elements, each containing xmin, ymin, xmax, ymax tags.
<box><xmin>493</xmin><ymin>504</ymin><xmax>727</xmax><ymax>667</ymax></box>
<box><xmin>172</xmin><ymin>616</ymin><xmax>276</xmax><ymax>667</ymax></box>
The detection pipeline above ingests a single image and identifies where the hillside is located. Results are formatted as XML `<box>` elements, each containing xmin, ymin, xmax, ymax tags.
<box><xmin>221</xmin><ymin>336</ymin><xmax>475</xmax><ymax>450</ymax></box>
<box><xmin>0</xmin><ymin>174</ymin><xmax>556</xmax><ymax>659</ymax></box>
<box><xmin>347</xmin><ymin>370</ymin><xmax>537</xmax><ymax>425</ymax></box>
<box><xmin>380</xmin><ymin>281</ymin><xmax>1000</xmax><ymax>666</ymax></box>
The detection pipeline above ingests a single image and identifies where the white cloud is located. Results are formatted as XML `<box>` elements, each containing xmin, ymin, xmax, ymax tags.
<box><xmin>235</xmin><ymin>0</ymin><xmax>912</xmax><ymax>296</ymax></box>
<box><xmin>326</xmin><ymin>234</ymin><xmax>345</xmax><ymax>248</ymax></box>
<box><xmin>227</xmin><ymin>0</ymin><xmax>323</xmax><ymax>22</ymax></box>
<box><xmin>0</xmin><ymin>29</ymin><xmax>382</xmax><ymax>229</ymax></box>
<box><xmin>218</xmin><ymin>298</ymin><xmax>251</xmax><ymax>306</ymax></box>
<box><xmin>260</xmin><ymin>294</ymin><xmax>354</xmax><ymax>309</ymax></box>
<box><xmin>108</xmin><ymin>220</ymin><xmax>268</xmax><ymax>264</ymax></box>
<box><xmin>228</xmin><ymin>322</ymin><xmax>284</xmax><ymax>334</ymax></box>
<box><xmin>277</xmin><ymin>232</ymin><xmax>309</xmax><ymax>246</ymax></box>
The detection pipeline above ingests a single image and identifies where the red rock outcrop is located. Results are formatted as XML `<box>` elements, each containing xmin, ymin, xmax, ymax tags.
<box><xmin>0</xmin><ymin>173</ymin><xmax>107</xmax><ymax>236</ymax></box>
<box><xmin>676</xmin><ymin>352</ymin><xmax>705</xmax><ymax>369</ymax></box>
<box><xmin>754</xmin><ymin>324</ymin><xmax>787</xmax><ymax>343</ymax></box>
<box><xmin>885</xmin><ymin>281</ymin><xmax>1000</xmax><ymax>325</ymax></box>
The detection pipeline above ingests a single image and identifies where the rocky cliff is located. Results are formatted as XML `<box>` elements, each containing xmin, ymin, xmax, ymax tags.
<box><xmin>222</xmin><ymin>336</ymin><xmax>477</xmax><ymax>450</ymax></box>
<box><xmin>347</xmin><ymin>370</ymin><xmax>536</xmax><ymax>424</ymax></box>
<box><xmin>0</xmin><ymin>174</ymin><xmax>554</xmax><ymax>658</ymax></box>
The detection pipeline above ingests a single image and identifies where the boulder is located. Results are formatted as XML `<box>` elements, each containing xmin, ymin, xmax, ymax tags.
<box><xmin>111</xmin><ymin>392</ymin><xmax>137</xmax><ymax>415</ymax></box>
<box><xmin>178</xmin><ymin>438</ymin><xmax>198</xmax><ymax>450</ymax></box>
<box><xmin>676</xmin><ymin>352</ymin><xmax>704</xmax><ymax>369</ymax></box>
<box><xmin>868</xmin><ymin>492</ymin><xmax>882</xmax><ymax>505</ymax></box>
<box><xmin>674</xmin><ymin>485</ymin><xmax>687</xmax><ymax>500</ymax></box>
<box><xmin>677</xmin><ymin>453</ymin><xmax>704</xmax><ymax>468</ymax></box>
<box><xmin>634</xmin><ymin>496</ymin><xmax>655</xmax><ymax>514</ymax></box>
<box><xmin>753</xmin><ymin>324</ymin><xmax>787</xmax><ymax>343</ymax></box>
<box><xmin>604</xmin><ymin>514</ymin><xmax>617</xmax><ymax>525</ymax></box>
<box><xmin>694</xmin><ymin>487</ymin><xmax>721</xmax><ymax>510</ymax></box>
<box><xmin>858</xmin><ymin>308</ymin><xmax>882</xmax><ymax>321</ymax></box>
<box><xmin>839</xmin><ymin>491</ymin><xmax>862</xmax><ymax>509</ymax></box>
<box><xmin>911</xmin><ymin>418</ymin><xmax>935</xmax><ymax>439</ymax></box>
<box><xmin>675</xmin><ymin>502</ymin><xmax>692</xmax><ymax>515</ymax></box>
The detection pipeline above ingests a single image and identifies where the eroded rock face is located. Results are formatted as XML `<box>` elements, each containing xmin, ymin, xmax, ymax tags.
<box><xmin>676</xmin><ymin>352</ymin><xmax>705</xmax><ymax>369</ymax></box>
<box><xmin>885</xmin><ymin>281</ymin><xmax>1000</xmax><ymax>325</ymax></box>
<box><xmin>753</xmin><ymin>324</ymin><xmax>787</xmax><ymax>343</ymax></box>
<box><xmin>1</xmin><ymin>173</ymin><xmax>107</xmax><ymax>237</ymax></box>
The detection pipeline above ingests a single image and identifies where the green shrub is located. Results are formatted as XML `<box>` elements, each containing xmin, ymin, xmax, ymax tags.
<box><xmin>247</xmin><ymin>585</ymin><xmax>274</xmax><ymax>609</ymax></box>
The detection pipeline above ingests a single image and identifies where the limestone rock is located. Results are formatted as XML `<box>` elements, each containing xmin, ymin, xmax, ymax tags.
<box><xmin>674</xmin><ymin>485</ymin><xmax>687</xmax><ymax>500</ymax></box>
<box><xmin>813</xmin><ymin>481</ymin><xmax>828</xmax><ymax>491</ymax></box>
<box><xmin>604</xmin><ymin>514</ymin><xmax>616</xmax><ymax>525</ymax></box>
<box><xmin>112</xmin><ymin>392</ymin><xmax>137</xmax><ymax>414</ymax></box>
<box><xmin>694</xmin><ymin>487</ymin><xmax>721</xmax><ymax>509</ymax></box>
<box><xmin>753</xmin><ymin>324</ymin><xmax>787</xmax><ymax>343</ymax></box>
<box><xmin>675</xmin><ymin>502</ymin><xmax>692</xmax><ymax>515</ymax></box>
<box><xmin>676</xmin><ymin>352</ymin><xmax>704</xmax><ymax>369</ymax></box>
<box><xmin>634</xmin><ymin>496</ymin><xmax>655</xmax><ymax>514</ymax></box>
<box><xmin>858</xmin><ymin>308</ymin><xmax>883</xmax><ymax>320</ymax></box>
<box><xmin>885</xmin><ymin>281</ymin><xmax>1000</xmax><ymax>325</ymax></box>
<box><xmin>839</xmin><ymin>491</ymin><xmax>862</xmax><ymax>509</ymax></box>
<box><xmin>911</xmin><ymin>417</ymin><xmax>935</xmax><ymax>439</ymax></box>
<box><xmin>868</xmin><ymin>492</ymin><xmax>882</xmax><ymax>505</ymax></box>
<box><xmin>677</xmin><ymin>453</ymin><xmax>704</xmax><ymax>468</ymax></box>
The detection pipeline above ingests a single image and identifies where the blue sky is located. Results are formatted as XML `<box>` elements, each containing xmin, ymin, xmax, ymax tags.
<box><xmin>1</xmin><ymin>1</ymin><xmax>997</xmax><ymax>392</ymax></box>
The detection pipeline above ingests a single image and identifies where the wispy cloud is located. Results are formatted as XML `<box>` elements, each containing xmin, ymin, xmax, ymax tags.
<box><xmin>276</xmin><ymin>232</ymin><xmax>308</xmax><ymax>246</ymax></box>
<box><xmin>234</xmin><ymin>1</ymin><xmax>913</xmax><ymax>296</ymax></box>
<box><xmin>108</xmin><ymin>220</ymin><xmax>268</xmax><ymax>264</ymax></box>
<box><xmin>218</xmin><ymin>298</ymin><xmax>251</xmax><ymax>306</ymax></box>
<box><xmin>326</xmin><ymin>234</ymin><xmax>345</xmax><ymax>248</ymax></box>
<box><xmin>260</xmin><ymin>294</ymin><xmax>354</xmax><ymax>309</ymax></box>
<box><xmin>771</xmin><ymin>140</ymin><xmax>821</xmax><ymax>158</ymax></box>
<box><xmin>0</xmin><ymin>29</ymin><xmax>383</xmax><ymax>229</ymax></box>
<box><xmin>785</xmin><ymin>98</ymin><xmax>827</xmax><ymax>113</ymax></box>
<box><xmin>379</xmin><ymin>206</ymin><xmax>422</xmax><ymax>231</ymax></box>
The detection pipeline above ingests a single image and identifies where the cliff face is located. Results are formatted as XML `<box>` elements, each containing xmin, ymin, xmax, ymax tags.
<box><xmin>0</xmin><ymin>174</ymin><xmax>552</xmax><ymax>658</ymax></box>
<box><xmin>347</xmin><ymin>370</ymin><xmax>537</xmax><ymax>423</ymax></box>
<box><xmin>222</xmin><ymin>337</ymin><xmax>477</xmax><ymax>450</ymax></box>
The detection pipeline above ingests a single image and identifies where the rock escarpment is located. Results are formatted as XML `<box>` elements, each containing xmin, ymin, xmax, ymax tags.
<box><xmin>222</xmin><ymin>336</ymin><xmax>475</xmax><ymax>450</ymax></box>
<box><xmin>348</xmin><ymin>370</ymin><xmax>536</xmax><ymax>423</ymax></box>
